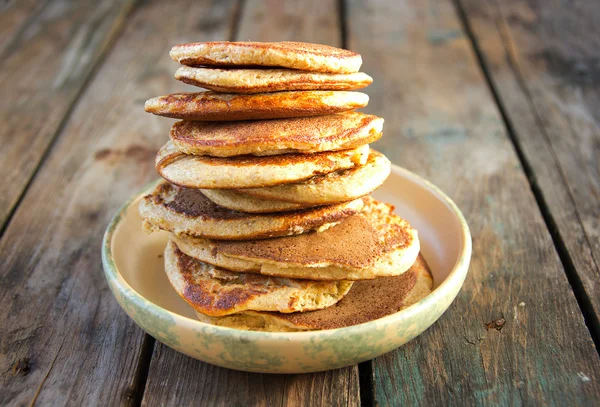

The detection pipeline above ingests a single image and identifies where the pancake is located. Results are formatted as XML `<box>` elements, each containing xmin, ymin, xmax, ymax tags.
<box><xmin>174</xmin><ymin>67</ymin><xmax>372</xmax><ymax>93</ymax></box>
<box><xmin>164</xmin><ymin>241</ymin><xmax>353</xmax><ymax>316</ymax></box>
<box><xmin>200</xmin><ymin>189</ymin><xmax>309</xmax><ymax>213</ymax></box>
<box><xmin>173</xmin><ymin>197</ymin><xmax>420</xmax><ymax>280</ymax></box>
<box><xmin>169</xmin><ymin>41</ymin><xmax>362</xmax><ymax>73</ymax></box>
<box><xmin>144</xmin><ymin>91</ymin><xmax>368</xmax><ymax>121</ymax></box>
<box><xmin>139</xmin><ymin>181</ymin><xmax>364</xmax><ymax>240</ymax></box>
<box><xmin>193</xmin><ymin>254</ymin><xmax>433</xmax><ymax>331</ymax></box>
<box><xmin>204</xmin><ymin>149</ymin><xmax>391</xmax><ymax>210</ymax></box>
<box><xmin>156</xmin><ymin>141</ymin><xmax>370</xmax><ymax>189</ymax></box>
<box><xmin>169</xmin><ymin>112</ymin><xmax>382</xmax><ymax>157</ymax></box>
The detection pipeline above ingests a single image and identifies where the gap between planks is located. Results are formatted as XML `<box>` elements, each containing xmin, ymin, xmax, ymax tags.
<box><xmin>123</xmin><ymin>335</ymin><xmax>156</xmax><ymax>407</ymax></box>
<box><xmin>452</xmin><ymin>0</ymin><xmax>600</xmax><ymax>353</ymax></box>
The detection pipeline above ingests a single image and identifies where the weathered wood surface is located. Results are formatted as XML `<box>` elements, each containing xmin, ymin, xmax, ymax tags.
<box><xmin>0</xmin><ymin>0</ymin><xmax>233</xmax><ymax>404</ymax></box>
<box><xmin>144</xmin><ymin>344</ymin><xmax>360</xmax><ymax>407</ymax></box>
<box><xmin>458</xmin><ymin>0</ymin><xmax>600</xmax><ymax>335</ymax></box>
<box><xmin>346</xmin><ymin>0</ymin><xmax>600</xmax><ymax>405</ymax></box>
<box><xmin>0</xmin><ymin>0</ymin><xmax>48</xmax><ymax>55</ymax></box>
<box><xmin>0</xmin><ymin>0</ymin><xmax>136</xmax><ymax>230</ymax></box>
<box><xmin>141</xmin><ymin>1</ymin><xmax>361</xmax><ymax>405</ymax></box>
<box><xmin>2</xmin><ymin>0</ymin><xmax>600</xmax><ymax>405</ymax></box>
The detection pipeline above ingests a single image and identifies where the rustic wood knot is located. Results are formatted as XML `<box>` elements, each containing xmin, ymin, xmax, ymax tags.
<box><xmin>94</xmin><ymin>145</ymin><xmax>156</xmax><ymax>163</ymax></box>
<box><xmin>485</xmin><ymin>317</ymin><xmax>506</xmax><ymax>332</ymax></box>
<box><xmin>12</xmin><ymin>358</ymin><xmax>31</xmax><ymax>376</ymax></box>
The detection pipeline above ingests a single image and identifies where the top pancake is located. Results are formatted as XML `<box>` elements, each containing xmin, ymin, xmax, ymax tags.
<box><xmin>144</xmin><ymin>91</ymin><xmax>368</xmax><ymax>121</ymax></box>
<box><xmin>194</xmin><ymin>253</ymin><xmax>433</xmax><ymax>331</ymax></box>
<box><xmin>170</xmin><ymin>112</ymin><xmax>383</xmax><ymax>157</ymax></box>
<box><xmin>174</xmin><ymin>67</ymin><xmax>372</xmax><ymax>94</ymax></box>
<box><xmin>170</xmin><ymin>41</ymin><xmax>362</xmax><ymax>73</ymax></box>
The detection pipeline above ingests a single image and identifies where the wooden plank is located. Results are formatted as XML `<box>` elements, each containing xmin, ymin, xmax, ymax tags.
<box><xmin>0</xmin><ymin>0</ymin><xmax>48</xmax><ymax>55</ymax></box>
<box><xmin>141</xmin><ymin>1</ymin><xmax>360</xmax><ymax>405</ymax></box>
<box><xmin>143</xmin><ymin>344</ymin><xmax>359</xmax><ymax>407</ymax></box>
<box><xmin>458</xmin><ymin>0</ymin><xmax>600</xmax><ymax>334</ymax></box>
<box><xmin>0</xmin><ymin>1</ymin><xmax>238</xmax><ymax>405</ymax></box>
<box><xmin>346</xmin><ymin>0</ymin><xmax>600</xmax><ymax>404</ymax></box>
<box><xmin>0</xmin><ymin>0</ymin><xmax>136</xmax><ymax>231</ymax></box>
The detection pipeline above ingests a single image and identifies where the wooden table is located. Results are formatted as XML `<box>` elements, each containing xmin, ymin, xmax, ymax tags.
<box><xmin>1</xmin><ymin>0</ymin><xmax>599</xmax><ymax>405</ymax></box>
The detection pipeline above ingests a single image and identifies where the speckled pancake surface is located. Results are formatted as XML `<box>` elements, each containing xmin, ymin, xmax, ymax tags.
<box><xmin>155</xmin><ymin>141</ymin><xmax>370</xmax><ymax>189</ymax></box>
<box><xmin>173</xmin><ymin>197</ymin><xmax>420</xmax><ymax>280</ymax></box>
<box><xmin>199</xmin><ymin>189</ymin><xmax>308</xmax><ymax>213</ymax></box>
<box><xmin>174</xmin><ymin>67</ymin><xmax>372</xmax><ymax>93</ymax></box>
<box><xmin>144</xmin><ymin>91</ymin><xmax>368</xmax><ymax>121</ymax></box>
<box><xmin>170</xmin><ymin>41</ymin><xmax>362</xmax><ymax>73</ymax></box>
<box><xmin>203</xmin><ymin>149</ymin><xmax>390</xmax><ymax>211</ymax></box>
<box><xmin>138</xmin><ymin>181</ymin><xmax>364</xmax><ymax>240</ymax></box>
<box><xmin>193</xmin><ymin>253</ymin><xmax>433</xmax><ymax>331</ymax></box>
<box><xmin>169</xmin><ymin>112</ymin><xmax>382</xmax><ymax>157</ymax></box>
<box><xmin>164</xmin><ymin>241</ymin><xmax>353</xmax><ymax>316</ymax></box>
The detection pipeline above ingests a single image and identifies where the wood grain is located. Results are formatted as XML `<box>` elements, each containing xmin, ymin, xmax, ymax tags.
<box><xmin>0</xmin><ymin>0</ymin><xmax>237</xmax><ymax>405</ymax></box>
<box><xmin>143</xmin><ymin>344</ymin><xmax>360</xmax><ymax>407</ymax></box>
<box><xmin>0</xmin><ymin>0</ymin><xmax>136</xmax><ymax>231</ymax></box>
<box><xmin>458</xmin><ymin>0</ymin><xmax>600</xmax><ymax>335</ymax></box>
<box><xmin>346</xmin><ymin>0</ymin><xmax>600</xmax><ymax>404</ymax></box>
<box><xmin>140</xmin><ymin>1</ymin><xmax>360</xmax><ymax>405</ymax></box>
<box><xmin>0</xmin><ymin>0</ymin><xmax>48</xmax><ymax>55</ymax></box>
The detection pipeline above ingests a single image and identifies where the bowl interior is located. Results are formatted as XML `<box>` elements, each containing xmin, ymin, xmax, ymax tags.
<box><xmin>110</xmin><ymin>166</ymin><xmax>467</xmax><ymax>322</ymax></box>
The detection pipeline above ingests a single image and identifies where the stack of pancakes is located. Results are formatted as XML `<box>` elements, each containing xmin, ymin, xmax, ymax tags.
<box><xmin>139</xmin><ymin>41</ymin><xmax>432</xmax><ymax>332</ymax></box>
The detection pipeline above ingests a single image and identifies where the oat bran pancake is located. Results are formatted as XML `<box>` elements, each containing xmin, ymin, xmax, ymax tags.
<box><xmin>170</xmin><ymin>112</ymin><xmax>382</xmax><ymax>157</ymax></box>
<box><xmin>155</xmin><ymin>141</ymin><xmax>369</xmax><ymax>189</ymax></box>
<box><xmin>202</xmin><ymin>149</ymin><xmax>390</xmax><ymax>211</ymax></box>
<box><xmin>139</xmin><ymin>182</ymin><xmax>364</xmax><ymax>240</ymax></box>
<box><xmin>174</xmin><ymin>66</ymin><xmax>372</xmax><ymax>93</ymax></box>
<box><xmin>173</xmin><ymin>196</ymin><xmax>420</xmax><ymax>279</ymax></box>
<box><xmin>170</xmin><ymin>41</ymin><xmax>362</xmax><ymax>73</ymax></box>
<box><xmin>164</xmin><ymin>241</ymin><xmax>353</xmax><ymax>316</ymax></box>
<box><xmin>199</xmin><ymin>189</ymin><xmax>310</xmax><ymax>213</ymax></box>
<box><xmin>193</xmin><ymin>253</ymin><xmax>433</xmax><ymax>331</ymax></box>
<box><xmin>144</xmin><ymin>91</ymin><xmax>368</xmax><ymax>121</ymax></box>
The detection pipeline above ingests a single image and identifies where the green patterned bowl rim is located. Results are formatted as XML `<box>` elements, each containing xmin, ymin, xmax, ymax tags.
<box><xmin>102</xmin><ymin>165</ymin><xmax>472</xmax><ymax>339</ymax></box>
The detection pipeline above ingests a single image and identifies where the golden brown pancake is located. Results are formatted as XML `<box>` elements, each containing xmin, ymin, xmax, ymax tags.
<box><xmin>193</xmin><ymin>254</ymin><xmax>433</xmax><ymax>331</ymax></box>
<box><xmin>155</xmin><ymin>140</ymin><xmax>369</xmax><ymax>189</ymax></box>
<box><xmin>164</xmin><ymin>241</ymin><xmax>353</xmax><ymax>316</ymax></box>
<box><xmin>138</xmin><ymin>181</ymin><xmax>364</xmax><ymax>240</ymax></box>
<box><xmin>199</xmin><ymin>189</ymin><xmax>309</xmax><ymax>213</ymax></box>
<box><xmin>144</xmin><ymin>91</ymin><xmax>368</xmax><ymax>121</ymax></box>
<box><xmin>173</xmin><ymin>197</ymin><xmax>420</xmax><ymax>280</ymax></box>
<box><xmin>174</xmin><ymin>67</ymin><xmax>372</xmax><ymax>93</ymax></box>
<box><xmin>169</xmin><ymin>41</ymin><xmax>362</xmax><ymax>73</ymax></box>
<box><xmin>169</xmin><ymin>112</ymin><xmax>382</xmax><ymax>157</ymax></box>
<box><xmin>202</xmin><ymin>149</ymin><xmax>390</xmax><ymax>211</ymax></box>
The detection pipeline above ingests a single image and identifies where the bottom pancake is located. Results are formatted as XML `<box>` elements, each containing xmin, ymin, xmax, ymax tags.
<box><xmin>194</xmin><ymin>254</ymin><xmax>433</xmax><ymax>331</ymax></box>
<box><xmin>165</xmin><ymin>241</ymin><xmax>353</xmax><ymax>316</ymax></box>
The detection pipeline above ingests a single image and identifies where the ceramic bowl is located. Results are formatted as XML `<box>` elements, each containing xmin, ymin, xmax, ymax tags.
<box><xmin>102</xmin><ymin>165</ymin><xmax>471</xmax><ymax>373</ymax></box>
